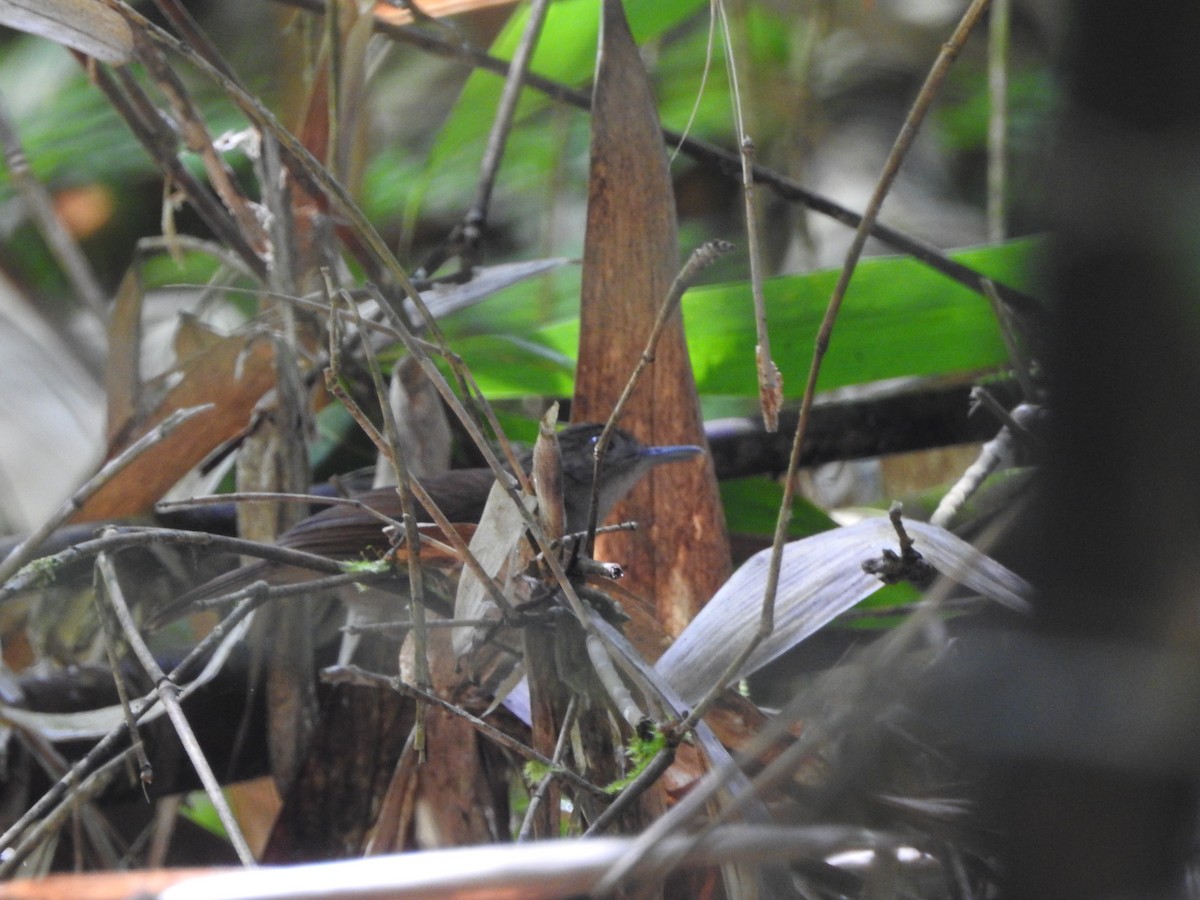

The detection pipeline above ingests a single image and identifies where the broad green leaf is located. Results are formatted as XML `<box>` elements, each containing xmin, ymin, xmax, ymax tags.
<box><xmin>721</xmin><ymin>476</ymin><xmax>835</xmax><ymax>539</ymax></box>
<box><xmin>441</xmin><ymin>333</ymin><xmax>575</xmax><ymax>399</ymax></box>
<box><xmin>527</xmin><ymin>238</ymin><xmax>1041</xmax><ymax>397</ymax></box>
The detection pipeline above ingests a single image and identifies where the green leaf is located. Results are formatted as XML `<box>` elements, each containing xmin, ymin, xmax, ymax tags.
<box><xmin>721</xmin><ymin>477</ymin><xmax>836</xmax><ymax>539</ymax></box>
<box><xmin>440</xmin><ymin>333</ymin><xmax>576</xmax><ymax>399</ymax></box>
<box><xmin>412</xmin><ymin>0</ymin><xmax>708</xmax><ymax>223</ymax></box>
<box><xmin>526</xmin><ymin>238</ymin><xmax>1042</xmax><ymax>397</ymax></box>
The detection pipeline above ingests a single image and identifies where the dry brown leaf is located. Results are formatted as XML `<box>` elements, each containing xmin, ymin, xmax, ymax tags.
<box><xmin>574</xmin><ymin>0</ymin><xmax>730</xmax><ymax>648</ymax></box>
<box><xmin>103</xmin><ymin>269</ymin><xmax>144</xmax><ymax>445</ymax></box>
<box><xmin>371</xmin><ymin>0</ymin><xmax>518</xmax><ymax>25</ymax></box>
<box><xmin>75</xmin><ymin>333</ymin><xmax>278</xmax><ymax>521</ymax></box>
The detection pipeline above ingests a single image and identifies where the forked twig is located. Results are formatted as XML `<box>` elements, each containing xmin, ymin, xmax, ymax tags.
<box><xmin>420</xmin><ymin>0</ymin><xmax>553</xmax><ymax>277</ymax></box>
<box><xmin>712</xmin><ymin>0</ymin><xmax>782</xmax><ymax>431</ymax></box>
<box><xmin>94</xmin><ymin>544</ymin><xmax>256</xmax><ymax>865</ymax></box>
<box><xmin>270</xmin><ymin>0</ymin><xmax>1041</xmax><ymax>316</ymax></box>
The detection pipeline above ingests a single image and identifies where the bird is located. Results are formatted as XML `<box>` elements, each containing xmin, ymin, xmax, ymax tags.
<box><xmin>151</xmin><ymin>423</ymin><xmax>703</xmax><ymax>628</ymax></box>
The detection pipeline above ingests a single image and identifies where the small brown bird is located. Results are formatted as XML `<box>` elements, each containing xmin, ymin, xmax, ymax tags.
<box><xmin>154</xmin><ymin>423</ymin><xmax>702</xmax><ymax>625</ymax></box>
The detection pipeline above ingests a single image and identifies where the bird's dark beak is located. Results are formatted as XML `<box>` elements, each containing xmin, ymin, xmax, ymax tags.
<box><xmin>638</xmin><ymin>443</ymin><xmax>704</xmax><ymax>466</ymax></box>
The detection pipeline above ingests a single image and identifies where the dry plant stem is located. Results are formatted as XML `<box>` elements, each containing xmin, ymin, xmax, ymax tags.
<box><xmin>470</xmin><ymin>0</ymin><xmax>550</xmax><ymax>224</ymax></box>
<box><xmin>151</xmin><ymin>0</ymin><xmax>240</xmax><ymax>82</ymax></box>
<box><xmin>586</xmin><ymin>634</ymin><xmax>645</xmax><ymax>729</ymax></box>
<box><xmin>92</xmin><ymin>564</ymin><xmax>153</xmax><ymax>790</ymax></box>
<box><xmin>344</xmin><ymin>293</ymin><xmax>433</xmax><ymax>751</ymax></box>
<box><xmin>271</xmin><ymin>0</ymin><xmax>1039</xmax><ymax>317</ymax></box>
<box><xmin>0</xmin><ymin>749</ymin><xmax>127</xmax><ymax>878</ymax></box>
<box><xmin>987</xmin><ymin>0</ymin><xmax>1010</xmax><ymax>242</ymax></box>
<box><xmin>517</xmin><ymin>695</ymin><xmax>577</xmax><ymax>842</ymax></box>
<box><xmin>533</xmin><ymin>404</ymin><xmax>566</xmax><ymax>541</ymax></box>
<box><xmin>584</xmin><ymin>240</ymin><xmax>734</xmax><ymax>554</ymax></box>
<box><xmin>424</xmin><ymin>0</ymin><xmax>551</xmax><ymax>274</ymax></box>
<box><xmin>678</xmin><ymin>0</ymin><xmax>992</xmax><ymax>737</ymax></box>
<box><xmin>584</xmin><ymin>747</ymin><xmax>676</xmax><ymax>839</ymax></box>
<box><xmin>1</xmin><ymin>527</ymin><xmax>350</xmax><ymax>607</ymax></box>
<box><xmin>133</xmin><ymin>36</ymin><xmax>268</xmax><ymax>252</ymax></box>
<box><xmin>930</xmin><ymin>415</ymin><xmax>1018</xmax><ymax>528</ymax></box>
<box><xmin>0</xmin><ymin>595</ymin><xmax>259</xmax><ymax>870</ymax></box>
<box><xmin>88</xmin><ymin>65</ymin><xmax>265</xmax><ymax>280</ymax></box>
<box><xmin>715</xmin><ymin>0</ymin><xmax>781</xmax><ymax>432</ymax></box>
<box><xmin>94</xmin><ymin>544</ymin><xmax>256</xmax><ymax>866</ymax></box>
<box><xmin>323</xmin><ymin>665</ymin><xmax>608</xmax><ymax>799</ymax></box>
<box><xmin>324</xmin><ymin>293</ymin><xmax>519</xmax><ymax>620</ymax></box>
<box><xmin>0</xmin><ymin>93</ymin><xmax>107</xmax><ymax>319</ymax></box>
<box><xmin>11</xmin><ymin>729</ymin><xmax>123</xmax><ymax>869</ymax></box>
<box><xmin>0</xmin><ymin>404</ymin><xmax>211</xmax><ymax>585</ymax></box>
<box><xmin>344</xmin><ymin>617</ymin><xmax>496</xmax><ymax>634</ymax></box>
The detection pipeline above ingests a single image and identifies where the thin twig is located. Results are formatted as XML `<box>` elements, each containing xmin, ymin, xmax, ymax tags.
<box><xmin>89</xmin><ymin>65</ymin><xmax>266</xmax><ymax>280</ymax></box>
<box><xmin>517</xmin><ymin>695</ymin><xmax>577</xmax><ymax>841</ymax></box>
<box><xmin>133</xmin><ymin>35</ymin><xmax>268</xmax><ymax>253</ymax></box>
<box><xmin>987</xmin><ymin>0</ymin><xmax>1010</xmax><ymax>242</ymax></box>
<box><xmin>270</xmin><ymin>0</ymin><xmax>1041</xmax><ymax>317</ymax></box>
<box><xmin>584</xmin><ymin>240</ymin><xmax>734</xmax><ymax>555</ymax></box>
<box><xmin>0</xmin><ymin>404</ymin><xmax>211</xmax><ymax>585</ymax></box>
<box><xmin>586</xmin><ymin>633</ymin><xmax>644</xmax><ymax>731</ymax></box>
<box><xmin>421</xmin><ymin>0</ymin><xmax>553</xmax><ymax>276</ymax></box>
<box><xmin>678</xmin><ymin>0</ymin><xmax>993</xmax><ymax>735</ymax></box>
<box><xmin>340</xmin><ymin>285</ymin><xmax>433</xmax><ymax>753</ymax></box>
<box><xmin>95</xmin><ymin>544</ymin><xmax>256</xmax><ymax>866</ymax></box>
<box><xmin>323</xmin><ymin>665</ymin><xmax>608</xmax><ymax>799</ymax></box>
<box><xmin>0</xmin><ymin>92</ymin><xmax>107</xmax><ymax>320</ymax></box>
<box><xmin>714</xmin><ymin>0</ymin><xmax>781</xmax><ymax>431</ymax></box>
<box><xmin>91</xmin><ymin>563</ymin><xmax>153</xmax><ymax>793</ymax></box>
<box><xmin>584</xmin><ymin>746</ymin><xmax>676</xmax><ymax>838</ymax></box>
<box><xmin>2</xmin><ymin>526</ymin><xmax>348</xmax><ymax>606</ymax></box>
<box><xmin>151</xmin><ymin>0</ymin><xmax>240</xmax><ymax>82</ymax></box>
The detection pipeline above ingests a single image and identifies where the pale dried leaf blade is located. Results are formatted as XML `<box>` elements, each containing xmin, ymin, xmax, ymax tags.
<box><xmin>902</xmin><ymin>520</ymin><xmax>1032</xmax><ymax>613</ymax></box>
<box><xmin>657</xmin><ymin>517</ymin><xmax>1032</xmax><ymax>705</ymax></box>
<box><xmin>450</xmin><ymin>478</ymin><xmax>536</xmax><ymax>657</ymax></box>
<box><xmin>410</xmin><ymin>257</ymin><xmax>574</xmax><ymax>321</ymax></box>
<box><xmin>0</xmin><ymin>0</ymin><xmax>133</xmax><ymax>64</ymax></box>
